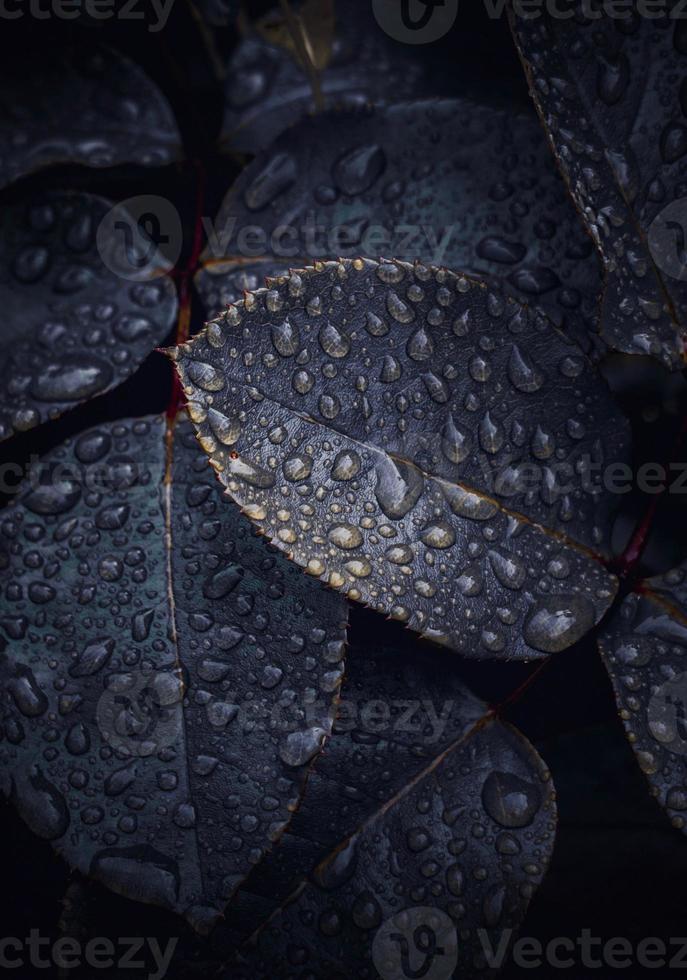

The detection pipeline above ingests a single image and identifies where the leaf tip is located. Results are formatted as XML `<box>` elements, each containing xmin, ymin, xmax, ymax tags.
<box><xmin>157</xmin><ymin>346</ymin><xmax>179</xmax><ymax>361</ymax></box>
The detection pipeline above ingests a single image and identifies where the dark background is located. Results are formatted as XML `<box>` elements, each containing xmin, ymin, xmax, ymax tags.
<box><xmin>1</xmin><ymin>1</ymin><xmax>687</xmax><ymax>977</ymax></box>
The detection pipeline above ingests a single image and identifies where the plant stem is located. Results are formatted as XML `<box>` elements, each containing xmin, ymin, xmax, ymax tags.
<box><xmin>279</xmin><ymin>0</ymin><xmax>325</xmax><ymax>112</ymax></box>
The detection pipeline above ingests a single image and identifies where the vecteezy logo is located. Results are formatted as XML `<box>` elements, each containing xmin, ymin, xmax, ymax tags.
<box><xmin>96</xmin><ymin>669</ymin><xmax>184</xmax><ymax>757</ymax></box>
<box><xmin>372</xmin><ymin>0</ymin><xmax>458</xmax><ymax>44</ymax></box>
<box><xmin>372</xmin><ymin>907</ymin><xmax>458</xmax><ymax>980</ymax></box>
<box><xmin>648</xmin><ymin>672</ymin><xmax>687</xmax><ymax>757</ymax></box>
<box><xmin>96</xmin><ymin>195</ymin><xmax>182</xmax><ymax>282</ymax></box>
<box><xmin>648</xmin><ymin>199</ymin><xmax>687</xmax><ymax>281</ymax></box>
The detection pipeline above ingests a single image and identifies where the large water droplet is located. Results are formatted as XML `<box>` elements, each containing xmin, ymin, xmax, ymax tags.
<box><xmin>507</xmin><ymin>344</ymin><xmax>544</xmax><ymax>393</ymax></box>
<box><xmin>319</xmin><ymin>321</ymin><xmax>350</xmax><ymax>358</ymax></box>
<box><xmin>243</xmin><ymin>151</ymin><xmax>297</xmax><ymax>209</ymax></box>
<box><xmin>488</xmin><ymin>550</ymin><xmax>526</xmax><ymax>590</ymax></box>
<box><xmin>278</xmin><ymin>726</ymin><xmax>326</xmax><ymax>767</ymax></box>
<box><xmin>524</xmin><ymin>595</ymin><xmax>595</xmax><ymax>653</ymax></box>
<box><xmin>203</xmin><ymin>563</ymin><xmax>244</xmax><ymax>600</ymax></box>
<box><xmin>333</xmin><ymin>144</ymin><xmax>386</xmax><ymax>196</ymax></box>
<box><xmin>69</xmin><ymin>637</ymin><xmax>115</xmax><ymax>677</ymax></box>
<box><xmin>374</xmin><ymin>456</ymin><xmax>423</xmax><ymax>520</ymax></box>
<box><xmin>331</xmin><ymin>449</ymin><xmax>361</xmax><ymax>481</ymax></box>
<box><xmin>13</xmin><ymin>767</ymin><xmax>70</xmax><ymax>840</ymax></box>
<box><xmin>32</xmin><ymin>357</ymin><xmax>112</xmax><ymax>402</ymax></box>
<box><xmin>482</xmin><ymin>770</ymin><xmax>541</xmax><ymax>828</ymax></box>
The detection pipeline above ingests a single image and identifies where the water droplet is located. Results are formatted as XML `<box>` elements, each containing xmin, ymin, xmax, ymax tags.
<box><xmin>420</xmin><ymin>521</ymin><xmax>455</xmax><ymax>549</ymax></box>
<box><xmin>32</xmin><ymin>357</ymin><xmax>112</xmax><ymax>402</ymax></box>
<box><xmin>482</xmin><ymin>771</ymin><xmax>541</xmax><ymax>828</ymax></box>
<box><xmin>333</xmin><ymin>144</ymin><xmax>386</xmax><ymax>196</ymax></box>
<box><xmin>331</xmin><ymin>449</ymin><xmax>361</xmax><ymax>481</ymax></box>
<box><xmin>69</xmin><ymin>637</ymin><xmax>115</xmax><ymax>677</ymax></box>
<box><xmin>477</xmin><ymin>236</ymin><xmax>527</xmax><ymax>265</ymax></box>
<box><xmin>203</xmin><ymin>563</ymin><xmax>244</xmax><ymax>600</ymax></box>
<box><xmin>319</xmin><ymin>321</ymin><xmax>350</xmax><ymax>358</ymax></box>
<box><xmin>208</xmin><ymin>408</ymin><xmax>241</xmax><ymax>446</ymax></box>
<box><xmin>387</xmin><ymin>291</ymin><xmax>414</xmax><ymax>324</ymax></box>
<box><xmin>374</xmin><ymin>456</ymin><xmax>423</xmax><ymax>520</ymax></box>
<box><xmin>279</xmin><ymin>726</ymin><xmax>326</xmax><ymax>767</ymax></box>
<box><xmin>243</xmin><ymin>151</ymin><xmax>297</xmax><ymax>209</ymax></box>
<box><xmin>524</xmin><ymin>595</ymin><xmax>595</xmax><ymax>653</ymax></box>
<box><xmin>488</xmin><ymin>551</ymin><xmax>526</xmax><ymax>590</ymax></box>
<box><xmin>329</xmin><ymin>524</ymin><xmax>363</xmax><ymax>550</ymax></box>
<box><xmin>507</xmin><ymin>344</ymin><xmax>544</xmax><ymax>392</ymax></box>
<box><xmin>407</xmin><ymin>327</ymin><xmax>434</xmax><ymax>361</ymax></box>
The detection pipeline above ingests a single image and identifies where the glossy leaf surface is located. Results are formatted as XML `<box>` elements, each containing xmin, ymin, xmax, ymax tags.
<box><xmin>176</xmin><ymin>258</ymin><xmax>626</xmax><ymax>659</ymax></box>
<box><xmin>599</xmin><ymin>562</ymin><xmax>687</xmax><ymax>834</ymax></box>
<box><xmin>0</xmin><ymin>191</ymin><xmax>178</xmax><ymax>441</ymax></box>
<box><xmin>0</xmin><ymin>416</ymin><xmax>347</xmax><ymax>931</ymax></box>
<box><xmin>227</xmin><ymin>654</ymin><xmax>556</xmax><ymax>979</ymax></box>
<box><xmin>199</xmin><ymin>98</ymin><xmax>602</xmax><ymax>352</ymax></box>
<box><xmin>0</xmin><ymin>44</ymin><xmax>181</xmax><ymax>190</ymax></box>
<box><xmin>510</xmin><ymin>1</ymin><xmax>687</xmax><ymax>367</ymax></box>
<box><xmin>210</xmin><ymin>642</ymin><xmax>542</xmax><ymax>966</ymax></box>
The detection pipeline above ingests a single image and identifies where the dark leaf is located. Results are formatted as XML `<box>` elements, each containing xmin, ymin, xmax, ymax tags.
<box><xmin>191</xmin><ymin>0</ymin><xmax>237</xmax><ymax>28</ymax></box>
<box><xmin>0</xmin><ymin>191</ymin><xmax>178</xmax><ymax>441</ymax></box>
<box><xmin>174</xmin><ymin>258</ymin><xmax>627</xmax><ymax>659</ymax></box>
<box><xmin>209</xmin><ymin>643</ymin><xmax>539</xmax><ymax>961</ymax></box>
<box><xmin>599</xmin><ymin>562</ymin><xmax>687</xmax><ymax>833</ymax></box>
<box><xmin>0</xmin><ymin>44</ymin><xmax>181</xmax><ymax>191</ymax></box>
<box><xmin>509</xmin><ymin>1</ymin><xmax>687</xmax><ymax>368</ymax></box>
<box><xmin>220</xmin><ymin>3</ymin><xmax>461</xmax><ymax>154</ymax></box>
<box><xmin>0</xmin><ymin>416</ymin><xmax>347</xmax><ymax>932</ymax></box>
<box><xmin>198</xmin><ymin>99</ymin><xmax>602</xmax><ymax>351</ymax></box>
<box><xmin>224</xmin><ymin>647</ymin><xmax>555</xmax><ymax>978</ymax></box>
<box><xmin>197</xmin><ymin>260</ymin><xmax>292</xmax><ymax>319</ymax></box>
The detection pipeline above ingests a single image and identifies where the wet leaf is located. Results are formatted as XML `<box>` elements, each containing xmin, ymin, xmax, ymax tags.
<box><xmin>220</xmin><ymin>2</ymin><xmax>460</xmax><ymax>154</ymax></box>
<box><xmin>198</xmin><ymin>98</ymin><xmax>602</xmax><ymax>352</ymax></box>
<box><xmin>221</xmin><ymin>644</ymin><xmax>556</xmax><ymax>977</ymax></box>
<box><xmin>209</xmin><ymin>643</ymin><xmax>527</xmax><ymax>954</ymax></box>
<box><xmin>0</xmin><ymin>44</ymin><xmax>181</xmax><ymax>190</ymax></box>
<box><xmin>197</xmin><ymin>260</ymin><xmax>293</xmax><ymax>320</ymax></box>
<box><xmin>510</xmin><ymin>1</ymin><xmax>687</xmax><ymax>368</ymax></box>
<box><xmin>599</xmin><ymin>562</ymin><xmax>687</xmax><ymax>833</ymax></box>
<box><xmin>174</xmin><ymin>258</ymin><xmax>627</xmax><ymax>659</ymax></box>
<box><xmin>0</xmin><ymin>191</ymin><xmax>178</xmax><ymax>442</ymax></box>
<box><xmin>0</xmin><ymin>416</ymin><xmax>347</xmax><ymax>931</ymax></box>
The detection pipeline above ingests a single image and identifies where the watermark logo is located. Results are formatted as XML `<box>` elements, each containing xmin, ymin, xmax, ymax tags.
<box><xmin>372</xmin><ymin>0</ymin><xmax>459</xmax><ymax>44</ymax></box>
<box><xmin>0</xmin><ymin>0</ymin><xmax>175</xmax><ymax>32</ymax></box>
<box><xmin>479</xmin><ymin>927</ymin><xmax>687</xmax><ymax>970</ymax></box>
<box><xmin>0</xmin><ymin>932</ymin><xmax>177</xmax><ymax>978</ymax></box>
<box><xmin>648</xmin><ymin>672</ymin><xmax>687</xmax><ymax>757</ymax></box>
<box><xmin>96</xmin><ymin>669</ymin><xmax>184</xmax><ymax>757</ymax></box>
<box><xmin>373</xmin><ymin>907</ymin><xmax>458</xmax><ymax>980</ymax></box>
<box><xmin>96</xmin><ymin>196</ymin><xmax>182</xmax><ymax>283</ymax></box>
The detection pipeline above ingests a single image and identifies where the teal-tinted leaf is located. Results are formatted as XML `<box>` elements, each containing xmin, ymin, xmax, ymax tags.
<box><xmin>175</xmin><ymin>258</ymin><xmax>626</xmax><ymax>659</ymax></box>
<box><xmin>0</xmin><ymin>416</ymin><xmax>347</xmax><ymax>931</ymax></box>
<box><xmin>510</xmin><ymin>1</ymin><xmax>687</xmax><ymax>368</ymax></box>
